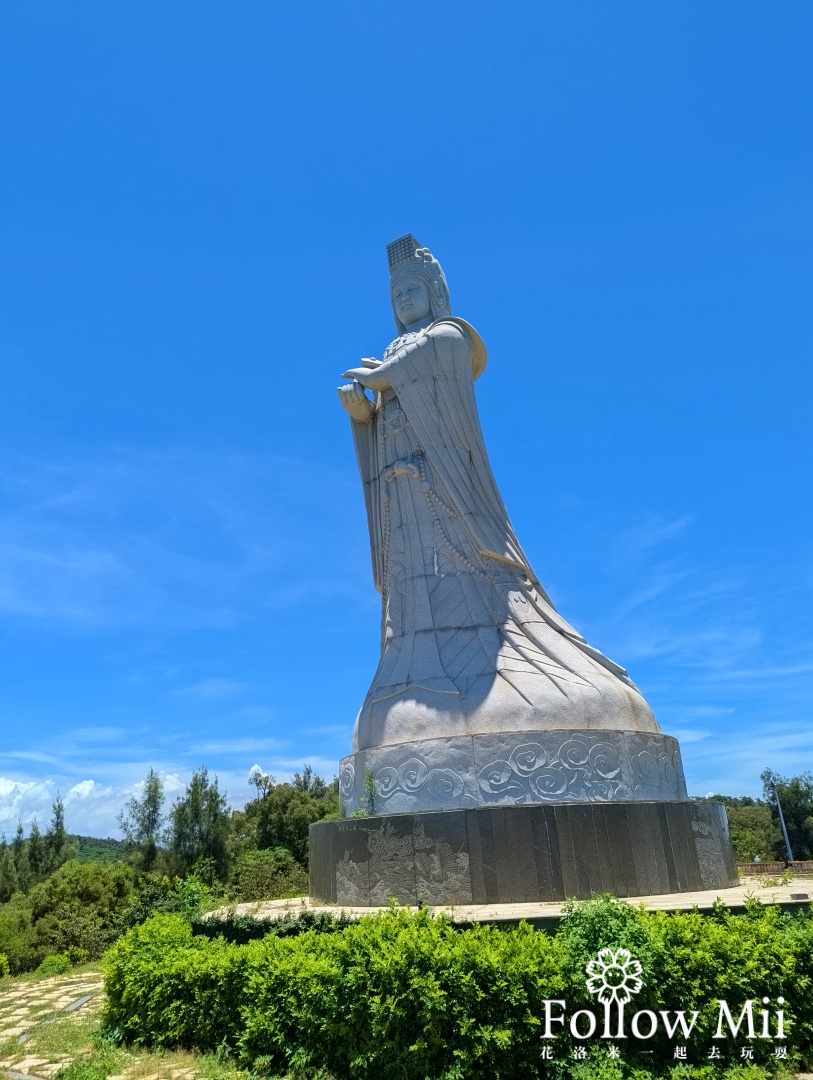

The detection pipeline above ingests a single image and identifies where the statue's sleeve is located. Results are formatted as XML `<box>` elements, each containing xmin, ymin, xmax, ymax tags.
<box><xmin>350</xmin><ymin>416</ymin><xmax>384</xmax><ymax>592</ymax></box>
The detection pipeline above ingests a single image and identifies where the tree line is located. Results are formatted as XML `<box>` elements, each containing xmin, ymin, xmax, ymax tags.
<box><xmin>0</xmin><ymin>763</ymin><xmax>338</xmax><ymax>974</ymax></box>
<box><xmin>705</xmin><ymin>768</ymin><xmax>813</xmax><ymax>863</ymax></box>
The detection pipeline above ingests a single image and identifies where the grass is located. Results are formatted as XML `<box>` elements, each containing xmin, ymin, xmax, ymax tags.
<box><xmin>0</xmin><ymin>964</ymin><xmax>253</xmax><ymax>1080</ymax></box>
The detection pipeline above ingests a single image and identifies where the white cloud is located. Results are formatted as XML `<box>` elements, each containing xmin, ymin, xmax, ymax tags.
<box><xmin>0</xmin><ymin>753</ymin><xmax>340</xmax><ymax>838</ymax></box>
<box><xmin>0</xmin><ymin>777</ymin><xmax>56</xmax><ymax>832</ymax></box>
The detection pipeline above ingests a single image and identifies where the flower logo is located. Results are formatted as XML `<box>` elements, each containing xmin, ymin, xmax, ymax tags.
<box><xmin>585</xmin><ymin>948</ymin><xmax>644</xmax><ymax>1038</ymax></box>
<box><xmin>586</xmin><ymin>948</ymin><xmax>643</xmax><ymax>1004</ymax></box>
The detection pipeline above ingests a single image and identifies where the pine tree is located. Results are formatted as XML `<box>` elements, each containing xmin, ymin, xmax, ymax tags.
<box><xmin>11</xmin><ymin>822</ymin><xmax>31</xmax><ymax>893</ymax></box>
<box><xmin>28</xmin><ymin>820</ymin><xmax>47</xmax><ymax>883</ymax></box>
<box><xmin>0</xmin><ymin>839</ymin><xmax>18</xmax><ymax>902</ymax></box>
<box><xmin>45</xmin><ymin>795</ymin><xmax>70</xmax><ymax>871</ymax></box>
<box><xmin>118</xmin><ymin>768</ymin><xmax>165</xmax><ymax>871</ymax></box>
<box><xmin>168</xmin><ymin>766</ymin><xmax>230</xmax><ymax>880</ymax></box>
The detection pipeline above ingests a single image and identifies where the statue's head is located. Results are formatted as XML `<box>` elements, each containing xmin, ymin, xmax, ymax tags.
<box><xmin>387</xmin><ymin>234</ymin><xmax>451</xmax><ymax>334</ymax></box>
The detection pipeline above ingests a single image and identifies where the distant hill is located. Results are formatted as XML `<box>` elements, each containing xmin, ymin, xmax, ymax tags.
<box><xmin>71</xmin><ymin>835</ymin><xmax>128</xmax><ymax>864</ymax></box>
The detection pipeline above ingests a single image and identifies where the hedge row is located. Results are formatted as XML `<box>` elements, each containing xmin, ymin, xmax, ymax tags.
<box><xmin>191</xmin><ymin>907</ymin><xmax>355</xmax><ymax>944</ymax></box>
<box><xmin>102</xmin><ymin>897</ymin><xmax>813</xmax><ymax>1079</ymax></box>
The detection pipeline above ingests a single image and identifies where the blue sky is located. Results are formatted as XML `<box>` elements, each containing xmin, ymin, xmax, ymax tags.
<box><xmin>1</xmin><ymin>1</ymin><xmax>811</xmax><ymax>837</ymax></box>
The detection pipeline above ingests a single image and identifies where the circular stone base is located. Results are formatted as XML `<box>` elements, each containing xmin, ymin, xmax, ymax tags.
<box><xmin>309</xmin><ymin>800</ymin><xmax>738</xmax><ymax>907</ymax></box>
<box><xmin>339</xmin><ymin>729</ymin><xmax>687</xmax><ymax>816</ymax></box>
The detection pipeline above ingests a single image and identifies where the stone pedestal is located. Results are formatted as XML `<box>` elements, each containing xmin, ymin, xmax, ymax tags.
<box><xmin>309</xmin><ymin>800</ymin><xmax>738</xmax><ymax>907</ymax></box>
<box><xmin>340</xmin><ymin>729</ymin><xmax>688</xmax><ymax>815</ymax></box>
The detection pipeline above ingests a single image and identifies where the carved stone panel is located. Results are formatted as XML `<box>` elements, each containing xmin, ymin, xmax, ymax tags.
<box><xmin>309</xmin><ymin>799</ymin><xmax>738</xmax><ymax>907</ymax></box>
<box><xmin>340</xmin><ymin>729</ymin><xmax>687</xmax><ymax>816</ymax></box>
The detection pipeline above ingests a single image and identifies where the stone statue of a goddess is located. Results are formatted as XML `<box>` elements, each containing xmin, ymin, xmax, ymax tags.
<box><xmin>338</xmin><ymin>235</ymin><xmax>661</xmax><ymax>763</ymax></box>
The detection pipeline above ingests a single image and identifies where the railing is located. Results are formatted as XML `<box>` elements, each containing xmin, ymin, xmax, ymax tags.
<box><xmin>737</xmin><ymin>861</ymin><xmax>813</xmax><ymax>876</ymax></box>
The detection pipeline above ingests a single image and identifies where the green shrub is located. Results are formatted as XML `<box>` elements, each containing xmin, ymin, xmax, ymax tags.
<box><xmin>37</xmin><ymin>952</ymin><xmax>72</xmax><ymax>975</ymax></box>
<box><xmin>240</xmin><ymin>906</ymin><xmax>566</xmax><ymax>1078</ymax></box>
<box><xmin>228</xmin><ymin>847</ymin><xmax>308</xmax><ymax>903</ymax></box>
<box><xmin>103</xmin><ymin>914</ymin><xmax>248</xmax><ymax>1050</ymax></box>
<box><xmin>102</xmin><ymin>901</ymin><xmax>813</xmax><ymax>1078</ymax></box>
<box><xmin>122</xmin><ymin>872</ymin><xmax>213</xmax><ymax>928</ymax></box>
<box><xmin>29</xmin><ymin>859</ymin><xmax>133</xmax><ymax>961</ymax></box>
<box><xmin>192</xmin><ymin>908</ymin><xmax>353</xmax><ymax>945</ymax></box>
<box><xmin>554</xmin><ymin>895</ymin><xmax>813</xmax><ymax>1073</ymax></box>
<box><xmin>0</xmin><ymin>951</ymin><xmax>9</xmax><ymax>978</ymax></box>
<box><xmin>0</xmin><ymin>892</ymin><xmax>41</xmax><ymax>973</ymax></box>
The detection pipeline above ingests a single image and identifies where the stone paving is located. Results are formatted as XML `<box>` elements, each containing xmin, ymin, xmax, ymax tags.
<box><xmin>0</xmin><ymin>970</ymin><xmax>218</xmax><ymax>1079</ymax></box>
<box><xmin>0</xmin><ymin>970</ymin><xmax>103</xmax><ymax>1077</ymax></box>
<box><xmin>212</xmin><ymin>874</ymin><xmax>812</xmax><ymax>926</ymax></box>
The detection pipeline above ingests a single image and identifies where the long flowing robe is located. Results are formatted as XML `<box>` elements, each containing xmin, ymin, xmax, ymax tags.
<box><xmin>349</xmin><ymin>318</ymin><xmax>659</xmax><ymax>751</ymax></box>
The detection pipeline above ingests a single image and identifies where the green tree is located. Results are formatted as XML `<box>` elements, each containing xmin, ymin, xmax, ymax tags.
<box><xmin>10</xmin><ymin>823</ymin><xmax>31</xmax><ymax>893</ymax></box>
<box><xmin>45</xmin><ymin>795</ymin><xmax>72</xmax><ymax>873</ymax></box>
<box><xmin>0</xmin><ymin>841</ymin><xmax>19</xmax><ymax>903</ymax></box>
<box><xmin>0</xmin><ymin>893</ymin><xmax>38</xmax><ymax>974</ymax></box>
<box><xmin>229</xmin><ymin>847</ymin><xmax>308</xmax><ymax>902</ymax></box>
<box><xmin>251</xmin><ymin>774</ymin><xmax>340</xmax><ymax>865</ymax></box>
<box><xmin>704</xmin><ymin>794</ymin><xmax>779</xmax><ymax>861</ymax></box>
<box><xmin>167</xmin><ymin>767</ymin><xmax>230</xmax><ymax>880</ymax></box>
<box><xmin>27</xmin><ymin>820</ymin><xmax>47</xmax><ymax>882</ymax></box>
<box><xmin>118</xmin><ymin>768</ymin><xmax>165</xmax><ymax>871</ymax></box>
<box><xmin>293</xmin><ymin>763</ymin><xmax>328</xmax><ymax>798</ymax></box>
<box><xmin>761</xmin><ymin>768</ymin><xmax>813</xmax><ymax>860</ymax></box>
<box><xmin>28</xmin><ymin>859</ymin><xmax>133</xmax><ymax>960</ymax></box>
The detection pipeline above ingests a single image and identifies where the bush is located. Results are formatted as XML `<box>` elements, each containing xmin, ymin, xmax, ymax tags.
<box><xmin>121</xmin><ymin>872</ymin><xmax>213</xmax><ymax>929</ymax></box>
<box><xmin>228</xmin><ymin>847</ymin><xmax>308</xmax><ymax>903</ymax></box>
<box><xmin>0</xmin><ymin>892</ymin><xmax>40</xmax><ymax>973</ymax></box>
<box><xmin>555</xmin><ymin>895</ymin><xmax>813</xmax><ymax>1072</ymax></box>
<box><xmin>102</xmin><ymin>901</ymin><xmax>813</xmax><ymax>1078</ymax></box>
<box><xmin>29</xmin><ymin>860</ymin><xmax>133</xmax><ymax>961</ymax></box>
<box><xmin>37</xmin><ymin>952</ymin><xmax>72</xmax><ymax>975</ymax></box>
<box><xmin>192</xmin><ymin>908</ymin><xmax>353</xmax><ymax>945</ymax></box>
<box><xmin>0</xmin><ymin>951</ymin><xmax>9</xmax><ymax>978</ymax></box>
<box><xmin>240</xmin><ymin>906</ymin><xmax>566</xmax><ymax>1078</ymax></box>
<box><xmin>103</xmin><ymin>914</ymin><xmax>248</xmax><ymax>1051</ymax></box>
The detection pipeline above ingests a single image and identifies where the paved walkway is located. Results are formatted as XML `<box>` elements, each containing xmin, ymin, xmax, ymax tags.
<box><xmin>0</xmin><ymin>970</ymin><xmax>103</xmax><ymax>1078</ymax></box>
<box><xmin>215</xmin><ymin>876</ymin><xmax>811</xmax><ymax>925</ymax></box>
<box><xmin>0</xmin><ymin>969</ymin><xmax>200</xmax><ymax>1079</ymax></box>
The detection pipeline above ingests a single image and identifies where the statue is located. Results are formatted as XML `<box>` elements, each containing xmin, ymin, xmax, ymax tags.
<box><xmin>310</xmin><ymin>234</ymin><xmax>737</xmax><ymax>905</ymax></box>
<box><xmin>338</xmin><ymin>235</ymin><xmax>660</xmax><ymax>756</ymax></box>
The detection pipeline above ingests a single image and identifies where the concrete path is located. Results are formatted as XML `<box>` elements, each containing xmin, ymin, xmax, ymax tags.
<box><xmin>214</xmin><ymin>876</ymin><xmax>811</xmax><ymax>926</ymax></box>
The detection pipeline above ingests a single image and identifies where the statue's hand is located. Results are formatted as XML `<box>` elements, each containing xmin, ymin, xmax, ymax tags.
<box><xmin>337</xmin><ymin>380</ymin><xmax>374</xmax><ymax>423</ymax></box>
<box><xmin>342</xmin><ymin>366</ymin><xmax>390</xmax><ymax>392</ymax></box>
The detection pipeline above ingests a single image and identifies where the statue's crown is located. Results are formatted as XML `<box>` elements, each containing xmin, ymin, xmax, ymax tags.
<box><xmin>386</xmin><ymin>233</ymin><xmax>447</xmax><ymax>294</ymax></box>
<box><xmin>386</xmin><ymin>233</ymin><xmax>424</xmax><ymax>273</ymax></box>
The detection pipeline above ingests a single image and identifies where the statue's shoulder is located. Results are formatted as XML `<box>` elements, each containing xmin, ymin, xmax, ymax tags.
<box><xmin>427</xmin><ymin>318</ymin><xmax>488</xmax><ymax>379</ymax></box>
<box><xmin>426</xmin><ymin>318</ymin><xmax>468</xmax><ymax>344</ymax></box>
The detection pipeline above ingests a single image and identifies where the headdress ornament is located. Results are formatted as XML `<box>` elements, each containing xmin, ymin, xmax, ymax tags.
<box><xmin>385</xmin><ymin>233</ymin><xmax>486</xmax><ymax>379</ymax></box>
<box><xmin>387</xmin><ymin>233</ymin><xmax>451</xmax><ymax>325</ymax></box>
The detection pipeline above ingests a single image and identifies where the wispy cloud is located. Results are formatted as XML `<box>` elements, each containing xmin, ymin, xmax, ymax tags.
<box><xmin>0</xmin><ymin>446</ymin><xmax>367</xmax><ymax>632</ymax></box>
<box><xmin>172</xmin><ymin>678</ymin><xmax>248</xmax><ymax>699</ymax></box>
<box><xmin>189</xmin><ymin>737</ymin><xmax>286</xmax><ymax>756</ymax></box>
<box><xmin>622</xmin><ymin>514</ymin><xmax>694</xmax><ymax>554</ymax></box>
<box><xmin>536</xmin><ymin>503</ymin><xmax>813</xmax><ymax>796</ymax></box>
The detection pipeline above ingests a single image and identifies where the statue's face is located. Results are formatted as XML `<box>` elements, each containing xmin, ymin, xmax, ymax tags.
<box><xmin>392</xmin><ymin>276</ymin><xmax>431</xmax><ymax>327</ymax></box>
